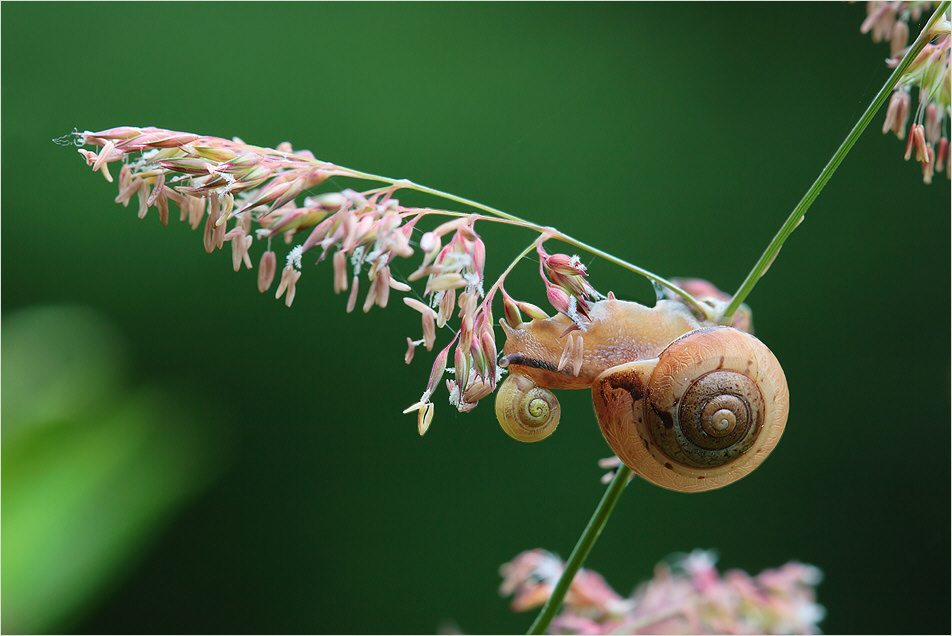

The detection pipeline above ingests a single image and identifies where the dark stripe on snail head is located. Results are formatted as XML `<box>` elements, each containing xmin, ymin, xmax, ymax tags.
<box><xmin>500</xmin><ymin>354</ymin><xmax>560</xmax><ymax>374</ymax></box>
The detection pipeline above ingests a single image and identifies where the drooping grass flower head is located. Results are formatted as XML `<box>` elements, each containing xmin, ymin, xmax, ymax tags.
<box><xmin>863</xmin><ymin>2</ymin><xmax>951</xmax><ymax>182</ymax></box>
<box><xmin>68</xmin><ymin>127</ymin><xmax>627</xmax><ymax>437</ymax></box>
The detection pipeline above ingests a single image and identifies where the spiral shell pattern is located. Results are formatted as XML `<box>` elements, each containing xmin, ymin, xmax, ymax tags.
<box><xmin>593</xmin><ymin>327</ymin><xmax>789</xmax><ymax>492</ymax></box>
<box><xmin>495</xmin><ymin>372</ymin><xmax>561</xmax><ymax>442</ymax></box>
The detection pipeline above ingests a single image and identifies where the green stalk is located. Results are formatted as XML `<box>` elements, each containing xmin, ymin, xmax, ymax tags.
<box><xmin>721</xmin><ymin>1</ymin><xmax>950</xmax><ymax>320</ymax></box>
<box><xmin>526</xmin><ymin>464</ymin><xmax>632</xmax><ymax>635</ymax></box>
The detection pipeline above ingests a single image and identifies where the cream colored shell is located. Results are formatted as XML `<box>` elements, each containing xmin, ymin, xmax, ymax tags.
<box><xmin>495</xmin><ymin>372</ymin><xmax>561</xmax><ymax>442</ymax></box>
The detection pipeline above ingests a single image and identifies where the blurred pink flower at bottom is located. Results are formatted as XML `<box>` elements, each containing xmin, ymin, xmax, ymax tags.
<box><xmin>499</xmin><ymin>549</ymin><xmax>824</xmax><ymax>635</ymax></box>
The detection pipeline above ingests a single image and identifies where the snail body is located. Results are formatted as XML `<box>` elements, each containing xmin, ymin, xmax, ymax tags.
<box><xmin>495</xmin><ymin>298</ymin><xmax>789</xmax><ymax>492</ymax></box>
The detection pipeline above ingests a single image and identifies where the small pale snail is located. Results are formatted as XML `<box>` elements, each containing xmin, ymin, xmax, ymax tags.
<box><xmin>495</xmin><ymin>297</ymin><xmax>789</xmax><ymax>492</ymax></box>
<box><xmin>495</xmin><ymin>372</ymin><xmax>562</xmax><ymax>442</ymax></box>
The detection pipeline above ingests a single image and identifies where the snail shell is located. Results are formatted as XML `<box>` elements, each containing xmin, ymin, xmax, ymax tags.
<box><xmin>496</xmin><ymin>298</ymin><xmax>789</xmax><ymax>492</ymax></box>
<box><xmin>495</xmin><ymin>372</ymin><xmax>561</xmax><ymax>442</ymax></box>
<box><xmin>592</xmin><ymin>326</ymin><xmax>788</xmax><ymax>492</ymax></box>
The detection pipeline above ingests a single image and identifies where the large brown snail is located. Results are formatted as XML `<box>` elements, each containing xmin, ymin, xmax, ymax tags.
<box><xmin>495</xmin><ymin>296</ymin><xmax>789</xmax><ymax>492</ymax></box>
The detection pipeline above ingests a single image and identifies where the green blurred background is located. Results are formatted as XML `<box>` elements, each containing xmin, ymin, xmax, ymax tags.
<box><xmin>2</xmin><ymin>2</ymin><xmax>949</xmax><ymax>634</ymax></box>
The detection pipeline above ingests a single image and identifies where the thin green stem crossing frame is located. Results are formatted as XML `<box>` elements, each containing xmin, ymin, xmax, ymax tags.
<box><xmin>525</xmin><ymin>4</ymin><xmax>949</xmax><ymax>634</ymax></box>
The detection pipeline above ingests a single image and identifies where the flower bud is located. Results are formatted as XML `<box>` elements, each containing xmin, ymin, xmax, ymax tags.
<box><xmin>516</xmin><ymin>301</ymin><xmax>550</xmax><ymax>321</ymax></box>
<box><xmin>333</xmin><ymin>250</ymin><xmax>348</xmax><ymax>294</ymax></box>
<box><xmin>426</xmin><ymin>347</ymin><xmax>450</xmax><ymax>397</ymax></box>
<box><xmin>427</xmin><ymin>272</ymin><xmax>466</xmax><ymax>292</ymax></box>
<box><xmin>257</xmin><ymin>250</ymin><xmax>277</xmax><ymax>292</ymax></box>
<box><xmin>913</xmin><ymin>124</ymin><xmax>930</xmax><ymax>163</ymax></box>
<box><xmin>372</xmin><ymin>265</ymin><xmax>391</xmax><ymax>309</ymax></box>
<box><xmin>459</xmin><ymin>313</ymin><xmax>474</xmax><ymax>355</ymax></box>
<box><xmin>419</xmin><ymin>231</ymin><xmax>440</xmax><ymax>253</ymax></box>
<box><xmin>479</xmin><ymin>326</ymin><xmax>498</xmax><ymax>381</ymax></box>
<box><xmin>471</xmin><ymin>237</ymin><xmax>487</xmax><ymax>278</ymax></box>
<box><xmin>502</xmin><ymin>290</ymin><xmax>524</xmax><ymax>327</ymax></box>
<box><xmin>544</xmin><ymin>253</ymin><xmax>587</xmax><ymax>276</ymax></box>
<box><xmin>422</xmin><ymin>310</ymin><xmax>436</xmax><ymax>351</ymax></box>
<box><xmin>346</xmin><ymin>275</ymin><xmax>360</xmax><ymax>313</ymax></box>
<box><xmin>469</xmin><ymin>336</ymin><xmax>488</xmax><ymax>381</ymax></box>
<box><xmin>925</xmin><ymin>103</ymin><xmax>941</xmax><ymax>144</ymax></box>
<box><xmin>437</xmin><ymin>288</ymin><xmax>456</xmax><ymax>327</ymax></box>
<box><xmin>450</xmin><ymin>346</ymin><xmax>465</xmax><ymax>392</ymax></box>
<box><xmin>936</xmin><ymin>137</ymin><xmax>948</xmax><ymax>173</ymax></box>
<box><xmin>890</xmin><ymin>20</ymin><xmax>908</xmax><ymax>56</ymax></box>
<box><xmin>545</xmin><ymin>286</ymin><xmax>572</xmax><ymax>316</ymax></box>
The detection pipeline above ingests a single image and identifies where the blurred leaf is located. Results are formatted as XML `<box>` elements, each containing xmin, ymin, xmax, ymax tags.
<box><xmin>1</xmin><ymin>305</ymin><xmax>228</xmax><ymax>633</ymax></box>
<box><xmin>2</xmin><ymin>305</ymin><xmax>125</xmax><ymax>441</ymax></box>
